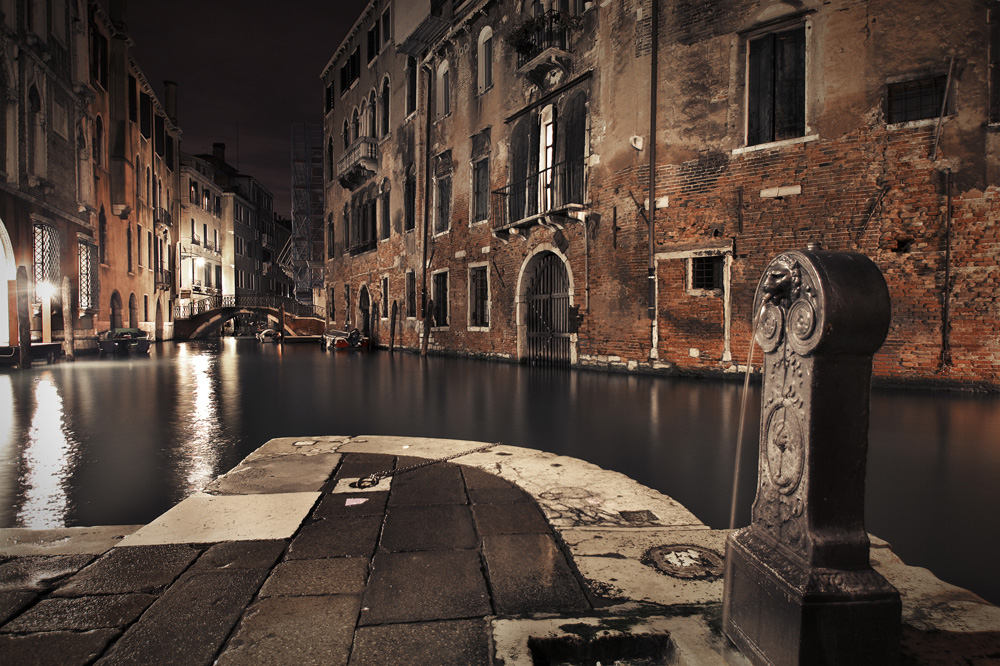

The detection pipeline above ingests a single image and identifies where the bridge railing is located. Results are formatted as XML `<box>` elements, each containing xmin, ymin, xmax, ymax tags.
<box><xmin>174</xmin><ymin>295</ymin><xmax>324</xmax><ymax>321</ymax></box>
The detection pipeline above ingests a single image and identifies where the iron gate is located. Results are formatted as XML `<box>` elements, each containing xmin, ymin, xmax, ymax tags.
<box><xmin>525</xmin><ymin>252</ymin><xmax>571</xmax><ymax>365</ymax></box>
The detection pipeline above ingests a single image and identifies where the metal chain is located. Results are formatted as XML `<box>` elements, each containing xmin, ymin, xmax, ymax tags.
<box><xmin>351</xmin><ymin>442</ymin><xmax>501</xmax><ymax>489</ymax></box>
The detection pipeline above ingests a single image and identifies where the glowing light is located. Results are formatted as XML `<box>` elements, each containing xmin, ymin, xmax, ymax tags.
<box><xmin>36</xmin><ymin>281</ymin><xmax>55</xmax><ymax>300</ymax></box>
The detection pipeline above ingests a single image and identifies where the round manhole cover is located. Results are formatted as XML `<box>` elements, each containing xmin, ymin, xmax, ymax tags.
<box><xmin>642</xmin><ymin>544</ymin><xmax>724</xmax><ymax>579</ymax></box>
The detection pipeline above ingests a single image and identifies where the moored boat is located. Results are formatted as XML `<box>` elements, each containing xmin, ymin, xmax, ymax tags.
<box><xmin>99</xmin><ymin>328</ymin><xmax>151</xmax><ymax>355</ymax></box>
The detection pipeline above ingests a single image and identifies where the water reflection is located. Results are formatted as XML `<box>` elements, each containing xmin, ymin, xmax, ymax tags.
<box><xmin>15</xmin><ymin>372</ymin><xmax>80</xmax><ymax>528</ymax></box>
<box><xmin>0</xmin><ymin>341</ymin><xmax>996</xmax><ymax>605</ymax></box>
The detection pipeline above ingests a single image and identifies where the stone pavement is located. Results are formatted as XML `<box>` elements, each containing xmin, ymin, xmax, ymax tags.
<box><xmin>1</xmin><ymin>435</ymin><xmax>999</xmax><ymax>665</ymax></box>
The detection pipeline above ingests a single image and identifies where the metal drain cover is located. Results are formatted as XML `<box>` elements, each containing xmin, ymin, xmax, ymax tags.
<box><xmin>642</xmin><ymin>544</ymin><xmax>723</xmax><ymax>579</ymax></box>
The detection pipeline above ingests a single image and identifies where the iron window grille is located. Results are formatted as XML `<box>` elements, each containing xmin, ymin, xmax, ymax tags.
<box><xmin>79</xmin><ymin>241</ymin><xmax>99</xmax><ymax>311</ymax></box>
<box><xmin>887</xmin><ymin>76</ymin><xmax>947</xmax><ymax>124</ymax></box>
<box><xmin>469</xmin><ymin>266</ymin><xmax>489</xmax><ymax>328</ymax></box>
<box><xmin>33</xmin><ymin>223</ymin><xmax>60</xmax><ymax>303</ymax></box>
<box><xmin>691</xmin><ymin>256</ymin><xmax>723</xmax><ymax>291</ymax></box>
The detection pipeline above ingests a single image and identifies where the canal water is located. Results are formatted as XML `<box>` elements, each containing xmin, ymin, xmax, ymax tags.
<box><xmin>1</xmin><ymin>339</ymin><xmax>997</xmax><ymax>605</ymax></box>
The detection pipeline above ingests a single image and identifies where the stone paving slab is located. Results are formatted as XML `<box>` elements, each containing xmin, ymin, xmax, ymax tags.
<box><xmin>117</xmin><ymin>492</ymin><xmax>319</xmax><ymax>546</ymax></box>
<box><xmin>260</xmin><ymin>558</ymin><xmax>368</xmax><ymax>597</ymax></box>
<box><xmin>387</xmin><ymin>461</ymin><xmax>468</xmax><ymax>506</ymax></box>
<box><xmin>51</xmin><ymin>545</ymin><xmax>199</xmax><ymax>597</ymax></box>
<box><xmin>0</xmin><ymin>590</ymin><xmax>37</xmax><ymax>624</ymax></box>
<box><xmin>471</xmin><ymin>501</ymin><xmax>550</xmax><ymax>535</ymax></box>
<box><xmin>481</xmin><ymin>533</ymin><xmax>591</xmax><ymax>615</ymax></box>
<box><xmin>215</xmin><ymin>594</ymin><xmax>360</xmax><ymax>666</ymax></box>
<box><xmin>0</xmin><ymin>628</ymin><xmax>119</xmax><ymax>666</ymax></box>
<box><xmin>1</xmin><ymin>594</ymin><xmax>156</xmax><ymax>632</ymax></box>
<box><xmin>0</xmin><ymin>554</ymin><xmax>95</xmax><ymax>592</ymax></box>
<box><xmin>349</xmin><ymin>619</ymin><xmax>492</xmax><ymax>666</ymax></box>
<box><xmin>94</xmin><ymin>568</ymin><xmax>268</xmax><ymax>666</ymax></box>
<box><xmin>360</xmin><ymin>549</ymin><xmax>491</xmax><ymax>625</ymax></box>
<box><xmin>206</xmin><ymin>453</ymin><xmax>341</xmax><ymax>495</ymax></box>
<box><xmin>313</xmin><ymin>490</ymin><xmax>389</xmax><ymax>518</ymax></box>
<box><xmin>287</xmin><ymin>515</ymin><xmax>382</xmax><ymax>559</ymax></box>
<box><xmin>380</xmin><ymin>504</ymin><xmax>477</xmax><ymax>552</ymax></box>
<box><xmin>0</xmin><ymin>526</ymin><xmax>140</xmax><ymax>556</ymax></box>
<box><xmin>189</xmin><ymin>540</ymin><xmax>286</xmax><ymax>571</ymax></box>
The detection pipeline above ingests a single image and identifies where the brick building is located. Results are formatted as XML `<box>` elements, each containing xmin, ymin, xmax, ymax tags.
<box><xmin>1</xmin><ymin>0</ymin><xmax>179</xmax><ymax>357</ymax></box>
<box><xmin>323</xmin><ymin>0</ymin><xmax>1000</xmax><ymax>388</ymax></box>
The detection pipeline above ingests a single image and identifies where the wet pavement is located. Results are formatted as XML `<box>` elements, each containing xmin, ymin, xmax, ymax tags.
<box><xmin>1</xmin><ymin>436</ymin><xmax>999</xmax><ymax>665</ymax></box>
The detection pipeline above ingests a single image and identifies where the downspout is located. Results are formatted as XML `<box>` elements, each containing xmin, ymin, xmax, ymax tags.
<box><xmin>421</xmin><ymin>62</ymin><xmax>433</xmax><ymax>319</ymax></box>
<box><xmin>941</xmin><ymin>169</ymin><xmax>952</xmax><ymax>366</ymax></box>
<box><xmin>647</xmin><ymin>0</ymin><xmax>658</xmax><ymax>322</ymax></box>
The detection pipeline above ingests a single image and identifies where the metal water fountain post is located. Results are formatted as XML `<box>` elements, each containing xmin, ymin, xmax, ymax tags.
<box><xmin>722</xmin><ymin>248</ymin><xmax>901</xmax><ymax>666</ymax></box>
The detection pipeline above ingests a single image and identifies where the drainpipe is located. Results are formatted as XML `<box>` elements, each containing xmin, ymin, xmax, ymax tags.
<box><xmin>421</xmin><ymin>62</ymin><xmax>433</xmax><ymax>318</ymax></box>
<box><xmin>941</xmin><ymin>169</ymin><xmax>952</xmax><ymax>366</ymax></box>
<box><xmin>647</xmin><ymin>0</ymin><xmax>658</xmax><ymax>321</ymax></box>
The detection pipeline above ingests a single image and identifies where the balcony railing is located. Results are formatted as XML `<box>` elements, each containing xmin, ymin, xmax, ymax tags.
<box><xmin>513</xmin><ymin>10</ymin><xmax>573</xmax><ymax>69</ymax></box>
<box><xmin>491</xmin><ymin>160</ymin><xmax>587</xmax><ymax>232</ymax></box>
<box><xmin>337</xmin><ymin>136</ymin><xmax>378</xmax><ymax>188</ymax></box>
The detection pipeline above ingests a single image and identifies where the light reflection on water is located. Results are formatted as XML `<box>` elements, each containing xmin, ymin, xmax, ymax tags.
<box><xmin>0</xmin><ymin>339</ymin><xmax>997</xmax><ymax>605</ymax></box>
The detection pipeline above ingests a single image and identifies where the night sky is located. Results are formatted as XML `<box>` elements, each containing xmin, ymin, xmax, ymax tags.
<box><xmin>122</xmin><ymin>1</ymin><xmax>370</xmax><ymax>216</ymax></box>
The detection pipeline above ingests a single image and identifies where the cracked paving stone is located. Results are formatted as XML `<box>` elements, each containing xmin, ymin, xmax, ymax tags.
<box><xmin>361</xmin><ymin>550</ymin><xmax>490</xmax><ymax>625</ymax></box>
<box><xmin>1</xmin><ymin>594</ymin><xmax>156</xmax><ymax>632</ymax></box>
<box><xmin>260</xmin><ymin>558</ymin><xmax>368</xmax><ymax>597</ymax></box>
<box><xmin>94</xmin><ymin>568</ymin><xmax>268</xmax><ymax>666</ymax></box>
<box><xmin>215</xmin><ymin>594</ymin><xmax>360</xmax><ymax>666</ymax></box>
<box><xmin>482</xmin><ymin>533</ymin><xmax>590</xmax><ymax>615</ymax></box>
<box><xmin>52</xmin><ymin>545</ymin><xmax>200</xmax><ymax>597</ymax></box>
<box><xmin>287</xmin><ymin>515</ymin><xmax>382</xmax><ymax>559</ymax></box>
<box><xmin>381</xmin><ymin>504</ymin><xmax>477</xmax><ymax>552</ymax></box>
<box><xmin>349</xmin><ymin>619</ymin><xmax>491</xmax><ymax>666</ymax></box>
<box><xmin>0</xmin><ymin>629</ymin><xmax>119</xmax><ymax>666</ymax></box>
<box><xmin>0</xmin><ymin>555</ymin><xmax>95</xmax><ymax>592</ymax></box>
<box><xmin>312</xmin><ymin>491</ymin><xmax>389</xmax><ymax>519</ymax></box>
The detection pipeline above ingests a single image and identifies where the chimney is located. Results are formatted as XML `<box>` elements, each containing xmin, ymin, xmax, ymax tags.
<box><xmin>110</xmin><ymin>0</ymin><xmax>128</xmax><ymax>31</ymax></box>
<box><xmin>213</xmin><ymin>143</ymin><xmax>226</xmax><ymax>163</ymax></box>
<box><xmin>164</xmin><ymin>81</ymin><xmax>178</xmax><ymax>125</ymax></box>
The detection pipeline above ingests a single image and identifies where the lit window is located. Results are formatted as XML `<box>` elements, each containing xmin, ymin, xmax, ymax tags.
<box><xmin>33</xmin><ymin>223</ymin><xmax>60</xmax><ymax>302</ymax></box>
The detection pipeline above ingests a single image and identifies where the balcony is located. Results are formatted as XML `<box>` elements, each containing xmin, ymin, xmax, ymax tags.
<box><xmin>491</xmin><ymin>160</ymin><xmax>587</xmax><ymax>237</ymax></box>
<box><xmin>512</xmin><ymin>11</ymin><xmax>576</xmax><ymax>87</ymax></box>
<box><xmin>337</xmin><ymin>137</ymin><xmax>378</xmax><ymax>189</ymax></box>
<box><xmin>155</xmin><ymin>269</ymin><xmax>172</xmax><ymax>291</ymax></box>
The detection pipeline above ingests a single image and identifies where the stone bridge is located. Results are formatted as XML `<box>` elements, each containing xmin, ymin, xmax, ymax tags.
<box><xmin>173</xmin><ymin>295</ymin><xmax>326</xmax><ymax>340</ymax></box>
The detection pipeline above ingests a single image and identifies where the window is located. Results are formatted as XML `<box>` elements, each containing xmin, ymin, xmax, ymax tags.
<box><xmin>746</xmin><ymin>25</ymin><xmax>805</xmax><ymax>146</ymax></box>
<box><xmin>90</xmin><ymin>25</ymin><xmax>108</xmax><ymax>89</ymax></box>
<box><xmin>148</xmin><ymin>230</ymin><xmax>153</xmax><ymax>268</ymax></box>
<box><xmin>887</xmin><ymin>76</ymin><xmax>947</xmax><ymax>124</ymax></box>
<box><xmin>127</xmin><ymin>225</ymin><xmax>133</xmax><ymax>273</ymax></box>
<box><xmin>327</xmin><ymin>139</ymin><xmax>334</xmax><ymax>181</ymax></box>
<box><xmin>469</xmin><ymin>265</ymin><xmax>489</xmax><ymax>328</ymax></box>
<box><xmin>325</xmin><ymin>82</ymin><xmax>336</xmax><ymax>114</ymax></box>
<box><xmin>128</xmin><ymin>75</ymin><xmax>138</xmax><ymax>122</ymax></box>
<box><xmin>406</xmin><ymin>57</ymin><xmax>417</xmax><ymax>116</ymax></box>
<box><xmin>367</xmin><ymin>22</ymin><xmax>379</xmax><ymax>63</ymax></box>
<box><xmin>436</xmin><ymin>61</ymin><xmax>450</xmax><ymax>118</ymax></box>
<box><xmin>190</xmin><ymin>179</ymin><xmax>198</xmax><ymax>203</ymax></box>
<box><xmin>473</xmin><ymin>157</ymin><xmax>489</xmax><ymax>223</ymax></box>
<box><xmin>690</xmin><ymin>256</ymin><xmax>723</xmax><ymax>292</ymax></box>
<box><xmin>340</xmin><ymin>47</ymin><xmax>361</xmax><ymax>94</ymax></box>
<box><xmin>991</xmin><ymin>4</ymin><xmax>1000</xmax><ymax>123</ymax></box>
<box><xmin>381</xmin><ymin>276</ymin><xmax>389</xmax><ymax>317</ymax></box>
<box><xmin>432</xmin><ymin>271</ymin><xmax>449</xmax><ymax>327</ymax></box>
<box><xmin>380</xmin><ymin>77</ymin><xmax>390</xmax><ymax>137</ymax></box>
<box><xmin>382</xmin><ymin>7</ymin><xmax>391</xmax><ymax>45</ymax></box>
<box><xmin>405</xmin><ymin>271</ymin><xmax>416</xmax><ymax>318</ymax></box>
<box><xmin>478</xmin><ymin>27</ymin><xmax>494</xmax><ymax>94</ymax></box>
<box><xmin>435</xmin><ymin>175</ymin><xmax>451</xmax><ymax>234</ymax></box>
<box><xmin>380</xmin><ymin>181</ymin><xmax>390</xmax><ymax>240</ymax></box>
<box><xmin>404</xmin><ymin>166</ymin><xmax>416</xmax><ymax>231</ymax></box>
<box><xmin>33</xmin><ymin>223</ymin><xmax>60</xmax><ymax>302</ymax></box>
<box><xmin>140</xmin><ymin>91</ymin><xmax>152</xmax><ymax>139</ymax></box>
<box><xmin>344</xmin><ymin>283</ymin><xmax>351</xmax><ymax>324</ymax></box>
<box><xmin>137</xmin><ymin>224</ymin><xmax>143</xmax><ymax>267</ymax></box>
<box><xmin>79</xmin><ymin>241</ymin><xmax>98</xmax><ymax>311</ymax></box>
<box><xmin>98</xmin><ymin>208</ymin><xmax>107</xmax><ymax>264</ymax></box>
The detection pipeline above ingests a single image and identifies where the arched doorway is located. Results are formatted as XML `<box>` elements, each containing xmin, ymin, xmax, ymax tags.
<box><xmin>109</xmin><ymin>292</ymin><xmax>123</xmax><ymax>329</ymax></box>
<box><xmin>154</xmin><ymin>300</ymin><xmax>163</xmax><ymax>340</ymax></box>
<box><xmin>518</xmin><ymin>250</ymin><xmax>573</xmax><ymax>366</ymax></box>
<box><xmin>128</xmin><ymin>293</ymin><xmax>138</xmax><ymax>328</ymax></box>
<box><xmin>359</xmin><ymin>286</ymin><xmax>371</xmax><ymax>337</ymax></box>
<box><xmin>0</xmin><ymin>219</ymin><xmax>14</xmax><ymax>346</ymax></box>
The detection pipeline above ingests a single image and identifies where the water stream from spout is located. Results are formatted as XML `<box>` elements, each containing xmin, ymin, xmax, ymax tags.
<box><xmin>729</xmin><ymin>303</ymin><xmax>767</xmax><ymax>529</ymax></box>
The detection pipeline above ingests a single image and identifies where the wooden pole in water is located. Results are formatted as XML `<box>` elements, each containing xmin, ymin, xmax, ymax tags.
<box><xmin>62</xmin><ymin>276</ymin><xmax>75</xmax><ymax>361</ymax></box>
<box><xmin>16</xmin><ymin>266</ymin><xmax>31</xmax><ymax>369</ymax></box>
<box><xmin>279</xmin><ymin>304</ymin><xmax>285</xmax><ymax>342</ymax></box>
<box><xmin>389</xmin><ymin>300</ymin><xmax>397</xmax><ymax>353</ymax></box>
<box><xmin>421</xmin><ymin>298</ymin><xmax>433</xmax><ymax>357</ymax></box>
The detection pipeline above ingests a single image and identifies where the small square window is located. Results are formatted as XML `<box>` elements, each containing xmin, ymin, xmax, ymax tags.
<box><xmin>691</xmin><ymin>256</ymin><xmax>723</xmax><ymax>291</ymax></box>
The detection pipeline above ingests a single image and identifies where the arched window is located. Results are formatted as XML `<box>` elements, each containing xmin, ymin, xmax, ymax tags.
<box><xmin>94</xmin><ymin>116</ymin><xmax>104</xmax><ymax>167</ymax></box>
<box><xmin>380</xmin><ymin>77</ymin><xmax>390</xmax><ymax>136</ymax></box>
<box><xmin>478</xmin><ymin>27</ymin><xmax>493</xmax><ymax>94</ymax></box>
<box><xmin>327</xmin><ymin>138</ymin><xmax>334</xmax><ymax>181</ymax></box>
<box><xmin>405</xmin><ymin>57</ymin><xmax>417</xmax><ymax>116</ymax></box>
<box><xmin>436</xmin><ymin>61</ymin><xmax>450</xmax><ymax>118</ymax></box>
<box><xmin>404</xmin><ymin>165</ymin><xmax>416</xmax><ymax>231</ymax></box>
<box><xmin>351</xmin><ymin>108</ymin><xmax>360</xmax><ymax>142</ymax></box>
<box><xmin>360</xmin><ymin>99</ymin><xmax>369</xmax><ymax>138</ymax></box>
<box><xmin>135</xmin><ymin>155</ymin><xmax>141</xmax><ymax>199</ymax></box>
<box><xmin>145</xmin><ymin>167</ymin><xmax>151</xmax><ymax>202</ymax></box>
<box><xmin>27</xmin><ymin>85</ymin><xmax>43</xmax><ymax>176</ymax></box>
<box><xmin>367</xmin><ymin>91</ymin><xmax>376</xmax><ymax>137</ymax></box>
<box><xmin>379</xmin><ymin>179</ymin><xmax>390</xmax><ymax>240</ymax></box>
<box><xmin>561</xmin><ymin>92</ymin><xmax>588</xmax><ymax>204</ymax></box>
<box><xmin>343</xmin><ymin>120</ymin><xmax>350</xmax><ymax>150</ymax></box>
